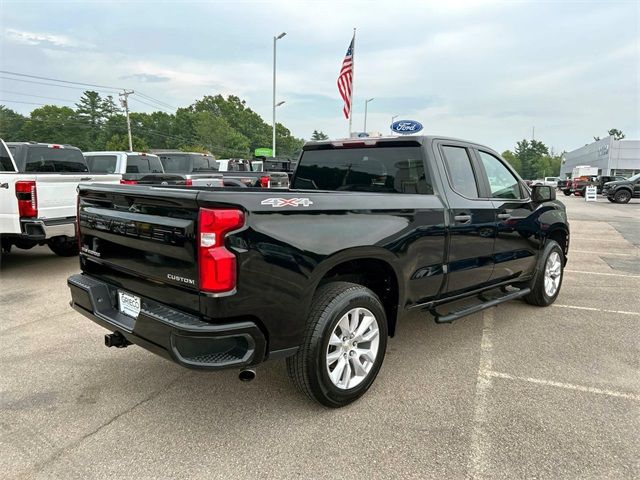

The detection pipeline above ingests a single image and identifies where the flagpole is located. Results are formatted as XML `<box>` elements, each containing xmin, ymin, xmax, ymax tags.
<box><xmin>348</xmin><ymin>28</ymin><xmax>355</xmax><ymax>138</ymax></box>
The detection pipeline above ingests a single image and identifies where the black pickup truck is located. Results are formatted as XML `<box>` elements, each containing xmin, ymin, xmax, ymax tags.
<box><xmin>68</xmin><ymin>136</ymin><xmax>569</xmax><ymax>407</ymax></box>
<box><xmin>154</xmin><ymin>151</ymin><xmax>289</xmax><ymax>189</ymax></box>
<box><xmin>602</xmin><ymin>173</ymin><xmax>640</xmax><ymax>203</ymax></box>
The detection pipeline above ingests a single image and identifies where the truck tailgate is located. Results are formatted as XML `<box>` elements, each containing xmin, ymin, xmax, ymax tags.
<box><xmin>35</xmin><ymin>174</ymin><xmax>120</xmax><ymax>219</ymax></box>
<box><xmin>78</xmin><ymin>185</ymin><xmax>201</xmax><ymax>315</ymax></box>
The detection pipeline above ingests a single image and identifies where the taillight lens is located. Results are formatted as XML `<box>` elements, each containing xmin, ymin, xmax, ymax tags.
<box><xmin>120</xmin><ymin>179</ymin><xmax>138</xmax><ymax>185</ymax></box>
<box><xmin>198</xmin><ymin>208</ymin><xmax>245</xmax><ymax>293</ymax></box>
<box><xmin>15</xmin><ymin>180</ymin><xmax>37</xmax><ymax>218</ymax></box>
<box><xmin>185</xmin><ymin>178</ymin><xmax>193</xmax><ymax>186</ymax></box>
<box><xmin>259</xmin><ymin>176</ymin><xmax>270</xmax><ymax>188</ymax></box>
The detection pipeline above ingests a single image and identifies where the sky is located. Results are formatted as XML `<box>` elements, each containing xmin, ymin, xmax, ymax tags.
<box><xmin>0</xmin><ymin>0</ymin><xmax>638</xmax><ymax>154</ymax></box>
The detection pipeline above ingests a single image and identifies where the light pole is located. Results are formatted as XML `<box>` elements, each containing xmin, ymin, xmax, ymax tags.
<box><xmin>363</xmin><ymin>97</ymin><xmax>374</xmax><ymax>134</ymax></box>
<box><xmin>272</xmin><ymin>32</ymin><xmax>286</xmax><ymax>157</ymax></box>
<box><xmin>391</xmin><ymin>114</ymin><xmax>398</xmax><ymax>134</ymax></box>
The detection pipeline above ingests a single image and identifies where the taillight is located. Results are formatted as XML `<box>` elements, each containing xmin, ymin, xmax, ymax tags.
<box><xmin>198</xmin><ymin>208</ymin><xmax>244</xmax><ymax>293</ymax></box>
<box><xmin>185</xmin><ymin>178</ymin><xmax>193</xmax><ymax>186</ymax></box>
<box><xmin>15</xmin><ymin>180</ymin><xmax>37</xmax><ymax>218</ymax></box>
<box><xmin>259</xmin><ymin>176</ymin><xmax>270</xmax><ymax>188</ymax></box>
<box><xmin>120</xmin><ymin>179</ymin><xmax>138</xmax><ymax>185</ymax></box>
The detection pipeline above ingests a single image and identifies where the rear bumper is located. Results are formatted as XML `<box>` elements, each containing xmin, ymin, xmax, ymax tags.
<box><xmin>67</xmin><ymin>273</ymin><xmax>266</xmax><ymax>370</ymax></box>
<box><xmin>21</xmin><ymin>217</ymin><xmax>76</xmax><ymax>240</ymax></box>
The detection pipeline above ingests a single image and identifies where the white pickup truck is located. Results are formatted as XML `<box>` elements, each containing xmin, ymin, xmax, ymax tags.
<box><xmin>84</xmin><ymin>151</ymin><xmax>224</xmax><ymax>187</ymax></box>
<box><xmin>0</xmin><ymin>140</ymin><xmax>119</xmax><ymax>257</ymax></box>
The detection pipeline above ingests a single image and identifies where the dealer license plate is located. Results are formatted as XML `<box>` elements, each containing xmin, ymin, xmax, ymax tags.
<box><xmin>118</xmin><ymin>291</ymin><xmax>141</xmax><ymax>319</ymax></box>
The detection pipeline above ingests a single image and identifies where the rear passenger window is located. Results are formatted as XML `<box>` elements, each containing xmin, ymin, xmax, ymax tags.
<box><xmin>442</xmin><ymin>146</ymin><xmax>478</xmax><ymax>198</ymax></box>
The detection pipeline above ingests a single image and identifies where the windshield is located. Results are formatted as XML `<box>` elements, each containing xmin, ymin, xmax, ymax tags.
<box><xmin>626</xmin><ymin>173</ymin><xmax>640</xmax><ymax>182</ymax></box>
<box><xmin>25</xmin><ymin>147</ymin><xmax>88</xmax><ymax>173</ymax></box>
<box><xmin>293</xmin><ymin>145</ymin><xmax>433</xmax><ymax>194</ymax></box>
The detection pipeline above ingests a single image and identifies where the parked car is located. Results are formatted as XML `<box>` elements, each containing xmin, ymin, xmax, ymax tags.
<box><xmin>557</xmin><ymin>178</ymin><xmax>572</xmax><ymax>196</ymax></box>
<box><xmin>0</xmin><ymin>140</ymin><xmax>119</xmax><ymax>257</ymax></box>
<box><xmin>154</xmin><ymin>151</ymin><xmax>289</xmax><ymax>189</ymax></box>
<box><xmin>571</xmin><ymin>175</ymin><xmax>626</xmax><ymax>196</ymax></box>
<box><xmin>68</xmin><ymin>135</ymin><xmax>569</xmax><ymax>407</ymax></box>
<box><xmin>84</xmin><ymin>151</ymin><xmax>223</xmax><ymax>187</ymax></box>
<box><xmin>532</xmin><ymin>177</ymin><xmax>561</xmax><ymax>187</ymax></box>
<box><xmin>602</xmin><ymin>173</ymin><xmax>640</xmax><ymax>203</ymax></box>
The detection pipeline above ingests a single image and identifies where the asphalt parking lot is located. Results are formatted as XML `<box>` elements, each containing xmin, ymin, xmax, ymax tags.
<box><xmin>1</xmin><ymin>195</ymin><xmax>638</xmax><ymax>479</ymax></box>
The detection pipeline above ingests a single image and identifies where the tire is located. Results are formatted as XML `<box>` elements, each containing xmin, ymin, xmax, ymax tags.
<box><xmin>286</xmin><ymin>282</ymin><xmax>388</xmax><ymax>408</ymax></box>
<box><xmin>607</xmin><ymin>197</ymin><xmax>615</xmax><ymax>202</ymax></box>
<box><xmin>613</xmin><ymin>189</ymin><xmax>631</xmax><ymax>204</ymax></box>
<box><xmin>563</xmin><ymin>190</ymin><xmax>571</xmax><ymax>196</ymax></box>
<box><xmin>524</xmin><ymin>240</ymin><xmax>564</xmax><ymax>307</ymax></box>
<box><xmin>48</xmin><ymin>238</ymin><xmax>79</xmax><ymax>257</ymax></box>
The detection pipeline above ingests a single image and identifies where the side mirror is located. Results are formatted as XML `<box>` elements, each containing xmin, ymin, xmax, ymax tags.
<box><xmin>531</xmin><ymin>185</ymin><xmax>556</xmax><ymax>202</ymax></box>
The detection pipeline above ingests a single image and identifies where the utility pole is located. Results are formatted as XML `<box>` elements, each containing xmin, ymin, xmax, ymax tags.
<box><xmin>119</xmin><ymin>90</ymin><xmax>134</xmax><ymax>151</ymax></box>
<box><xmin>272</xmin><ymin>32</ymin><xmax>286</xmax><ymax>158</ymax></box>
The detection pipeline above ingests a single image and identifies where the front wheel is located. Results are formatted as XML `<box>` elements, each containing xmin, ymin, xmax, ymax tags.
<box><xmin>287</xmin><ymin>282</ymin><xmax>388</xmax><ymax>408</ymax></box>
<box><xmin>525</xmin><ymin>240</ymin><xmax>564</xmax><ymax>306</ymax></box>
<box><xmin>563</xmin><ymin>190</ymin><xmax>571</xmax><ymax>196</ymax></box>
<box><xmin>607</xmin><ymin>196</ymin><xmax>615</xmax><ymax>202</ymax></box>
<box><xmin>48</xmin><ymin>237</ymin><xmax>79</xmax><ymax>257</ymax></box>
<box><xmin>613</xmin><ymin>190</ymin><xmax>631</xmax><ymax>204</ymax></box>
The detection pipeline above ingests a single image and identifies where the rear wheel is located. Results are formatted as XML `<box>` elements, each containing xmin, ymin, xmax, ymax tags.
<box><xmin>48</xmin><ymin>237</ymin><xmax>79</xmax><ymax>257</ymax></box>
<box><xmin>525</xmin><ymin>240</ymin><xmax>564</xmax><ymax>307</ymax></box>
<box><xmin>563</xmin><ymin>190</ymin><xmax>571</xmax><ymax>196</ymax></box>
<box><xmin>286</xmin><ymin>282</ymin><xmax>388</xmax><ymax>408</ymax></box>
<box><xmin>607</xmin><ymin>196</ymin><xmax>615</xmax><ymax>202</ymax></box>
<box><xmin>613</xmin><ymin>190</ymin><xmax>631</xmax><ymax>204</ymax></box>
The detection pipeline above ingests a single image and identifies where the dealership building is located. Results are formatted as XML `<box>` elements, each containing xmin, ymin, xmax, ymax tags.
<box><xmin>560</xmin><ymin>136</ymin><xmax>640</xmax><ymax>178</ymax></box>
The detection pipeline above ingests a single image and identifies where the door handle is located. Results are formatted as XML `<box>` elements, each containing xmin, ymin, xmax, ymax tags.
<box><xmin>497</xmin><ymin>213</ymin><xmax>511</xmax><ymax>220</ymax></box>
<box><xmin>454</xmin><ymin>214</ymin><xmax>472</xmax><ymax>224</ymax></box>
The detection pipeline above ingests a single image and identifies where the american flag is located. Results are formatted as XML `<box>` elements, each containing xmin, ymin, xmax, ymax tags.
<box><xmin>337</xmin><ymin>35</ymin><xmax>354</xmax><ymax>119</ymax></box>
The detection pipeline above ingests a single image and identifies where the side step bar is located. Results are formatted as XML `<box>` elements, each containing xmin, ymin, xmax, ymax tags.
<box><xmin>430</xmin><ymin>288</ymin><xmax>531</xmax><ymax>324</ymax></box>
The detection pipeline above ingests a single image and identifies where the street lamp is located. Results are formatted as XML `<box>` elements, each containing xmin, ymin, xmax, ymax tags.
<box><xmin>391</xmin><ymin>114</ymin><xmax>398</xmax><ymax>134</ymax></box>
<box><xmin>272</xmin><ymin>32</ymin><xmax>287</xmax><ymax>158</ymax></box>
<box><xmin>363</xmin><ymin>97</ymin><xmax>374</xmax><ymax>134</ymax></box>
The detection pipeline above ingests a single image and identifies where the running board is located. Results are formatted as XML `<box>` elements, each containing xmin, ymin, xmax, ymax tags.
<box><xmin>430</xmin><ymin>288</ymin><xmax>531</xmax><ymax>324</ymax></box>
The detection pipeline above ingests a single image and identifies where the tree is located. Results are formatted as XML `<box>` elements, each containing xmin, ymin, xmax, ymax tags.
<box><xmin>0</xmin><ymin>106</ymin><xmax>27</xmax><ymax>140</ymax></box>
<box><xmin>21</xmin><ymin>105</ymin><xmax>88</xmax><ymax>147</ymax></box>
<box><xmin>105</xmin><ymin>133</ymin><xmax>148</xmax><ymax>151</ymax></box>
<box><xmin>311</xmin><ymin>130</ymin><xmax>329</xmax><ymax>141</ymax></box>
<box><xmin>192</xmin><ymin>111</ymin><xmax>250</xmax><ymax>157</ymax></box>
<box><xmin>502</xmin><ymin>150</ymin><xmax>522</xmax><ymax>175</ymax></box>
<box><xmin>76</xmin><ymin>91</ymin><xmax>118</xmax><ymax>149</ymax></box>
<box><xmin>608</xmin><ymin>128</ymin><xmax>625</xmax><ymax>140</ymax></box>
<box><xmin>514</xmin><ymin>139</ymin><xmax>549</xmax><ymax>179</ymax></box>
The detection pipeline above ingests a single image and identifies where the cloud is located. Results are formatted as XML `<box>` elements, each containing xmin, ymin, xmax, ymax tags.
<box><xmin>120</xmin><ymin>73</ymin><xmax>171</xmax><ymax>83</ymax></box>
<box><xmin>3</xmin><ymin>28</ymin><xmax>94</xmax><ymax>49</ymax></box>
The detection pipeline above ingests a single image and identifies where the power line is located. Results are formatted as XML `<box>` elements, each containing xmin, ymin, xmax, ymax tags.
<box><xmin>0</xmin><ymin>99</ymin><xmax>58</xmax><ymax>106</ymax></box>
<box><xmin>136</xmin><ymin>92</ymin><xmax>178</xmax><ymax>111</ymax></box>
<box><xmin>129</xmin><ymin>96</ymin><xmax>175</xmax><ymax>113</ymax></box>
<box><xmin>0</xmin><ymin>90</ymin><xmax>77</xmax><ymax>103</ymax></box>
<box><xmin>0</xmin><ymin>70</ymin><xmax>122</xmax><ymax>92</ymax></box>
<box><xmin>0</xmin><ymin>76</ymin><xmax>120</xmax><ymax>96</ymax></box>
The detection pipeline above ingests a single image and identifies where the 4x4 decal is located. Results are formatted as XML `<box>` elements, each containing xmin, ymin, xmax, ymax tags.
<box><xmin>261</xmin><ymin>198</ymin><xmax>314</xmax><ymax>208</ymax></box>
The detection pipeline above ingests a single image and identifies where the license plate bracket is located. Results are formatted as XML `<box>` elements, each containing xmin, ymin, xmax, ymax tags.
<box><xmin>118</xmin><ymin>290</ymin><xmax>141</xmax><ymax>319</ymax></box>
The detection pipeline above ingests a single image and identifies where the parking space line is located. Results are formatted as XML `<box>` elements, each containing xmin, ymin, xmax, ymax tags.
<box><xmin>572</xmin><ymin>250</ymin><xmax>638</xmax><ymax>257</ymax></box>
<box><xmin>468</xmin><ymin>309</ymin><xmax>495</xmax><ymax>480</ymax></box>
<box><xmin>552</xmin><ymin>304</ymin><xmax>640</xmax><ymax>316</ymax></box>
<box><xmin>565</xmin><ymin>269</ymin><xmax>640</xmax><ymax>278</ymax></box>
<box><xmin>488</xmin><ymin>371</ymin><xmax>640</xmax><ymax>402</ymax></box>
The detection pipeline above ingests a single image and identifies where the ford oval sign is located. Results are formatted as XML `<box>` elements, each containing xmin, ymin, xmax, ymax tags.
<box><xmin>391</xmin><ymin>120</ymin><xmax>423</xmax><ymax>135</ymax></box>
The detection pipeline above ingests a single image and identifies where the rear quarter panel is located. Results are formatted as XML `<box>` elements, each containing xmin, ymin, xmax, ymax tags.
<box><xmin>196</xmin><ymin>190</ymin><xmax>446</xmax><ymax>351</ymax></box>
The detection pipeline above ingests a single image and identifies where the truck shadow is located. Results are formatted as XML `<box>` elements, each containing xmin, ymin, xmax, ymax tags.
<box><xmin>0</xmin><ymin>246</ymin><xmax>77</xmax><ymax>275</ymax></box>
